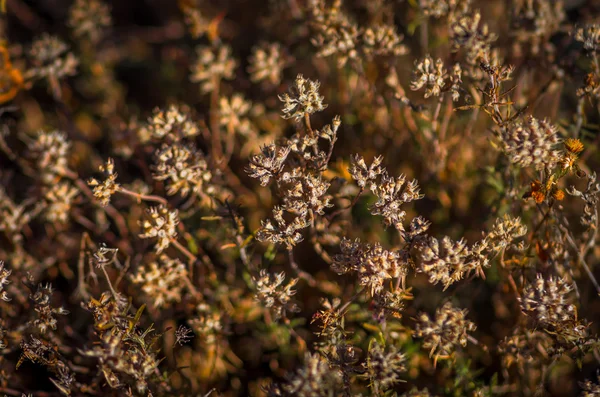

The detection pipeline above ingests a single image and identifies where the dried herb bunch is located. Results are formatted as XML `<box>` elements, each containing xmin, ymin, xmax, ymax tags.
<box><xmin>1</xmin><ymin>1</ymin><xmax>600</xmax><ymax>396</ymax></box>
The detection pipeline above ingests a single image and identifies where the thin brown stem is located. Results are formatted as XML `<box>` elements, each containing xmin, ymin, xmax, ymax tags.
<box><xmin>118</xmin><ymin>186</ymin><xmax>168</xmax><ymax>206</ymax></box>
<box><xmin>170</xmin><ymin>237</ymin><xmax>198</xmax><ymax>265</ymax></box>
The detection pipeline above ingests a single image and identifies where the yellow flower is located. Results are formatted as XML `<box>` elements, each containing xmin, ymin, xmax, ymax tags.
<box><xmin>564</xmin><ymin>138</ymin><xmax>584</xmax><ymax>155</ymax></box>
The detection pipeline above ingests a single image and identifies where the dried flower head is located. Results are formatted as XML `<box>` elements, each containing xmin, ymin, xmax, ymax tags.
<box><xmin>567</xmin><ymin>172</ymin><xmax>599</xmax><ymax>239</ymax></box>
<box><xmin>419</xmin><ymin>0</ymin><xmax>471</xmax><ymax>18</ymax></box>
<box><xmin>580</xmin><ymin>373</ymin><xmax>600</xmax><ymax>396</ymax></box>
<box><xmin>412</xmin><ymin>235</ymin><xmax>473</xmax><ymax>289</ymax></box>
<box><xmin>29</xmin><ymin>282</ymin><xmax>69</xmax><ymax>334</ymax></box>
<box><xmin>410</xmin><ymin>55</ymin><xmax>447</xmax><ymax>98</ymax></box>
<box><xmin>333</xmin><ymin>238</ymin><xmax>407</xmax><ymax>296</ymax></box>
<box><xmin>414</xmin><ymin>302</ymin><xmax>476</xmax><ymax>364</ymax></box>
<box><xmin>349</xmin><ymin>154</ymin><xmax>385</xmax><ymax>189</ymax></box>
<box><xmin>182</xmin><ymin>6</ymin><xmax>209</xmax><ymax>39</ymax></box>
<box><xmin>28</xmin><ymin>130</ymin><xmax>70</xmax><ymax>184</ymax></box>
<box><xmin>219</xmin><ymin>94</ymin><xmax>254</xmax><ymax>136</ymax></box>
<box><xmin>141</xmin><ymin>104</ymin><xmax>199</xmax><ymax>142</ymax></box>
<box><xmin>364</xmin><ymin>341</ymin><xmax>406</xmax><ymax>392</ymax></box>
<box><xmin>278</xmin><ymin>352</ymin><xmax>344</xmax><ymax>396</ymax></box>
<box><xmin>309</xmin><ymin>0</ymin><xmax>360</xmax><ymax>68</ymax></box>
<box><xmin>485</xmin><ymin>214</ymin><xmax>528</xmax><ymax>253</ymax></box>
<box><xmin>153</xmin><ymin>143</ymin><xmax>213</xmax><ymax>197</ymax></box>
<box><xmin>370</xmin><ymin>172</ymin><xmax>423</xmax><ymax>231</ymax></box>
<box><xmin>43</xmin><ymin>182</ymin><xmax>79</xmax><ymax>223</ymax></box>
<box><xmin>280</xmin><ymin>171</ymin><xmax>333</xmax><ymax>215</ymax></box>
<box><xmin>499</xmin><ymin>116</ymin><xmax>561</xmax><ymax>171</ymax></box>
<box><xmin>253</xmin><ymin>269</ymin><xmax>299</xmax><ymax>320</ymax></box>
<box><xmin>450</xmin><ymin>63</ymin><xmax>463</xmax><ymax>101</ymax></box>
<box><xmin>175</xmin><ymin>325</ymin><xmax>194</xmax><ymax>346</ymax></box>
<box><xmin>256</xmin><ymin>207</ymin><xmax>309</xmax><ymax>249</ymax></box>
<box><xmin>0</xmin><ymin>187</ymin><xmax>36</xmax><ymax>240</ymax></box>
<box><xmin>190</xmin><ymin>45</ymin><xmax>237</xmax><ymax>94</ymax></box>
<box><xmin>362</xmin><ymin>24</ymin><xmax>408</xmax><ymax>58</ymax></box>
<box><xmin>68</xmin><ymin>0</ymin><xmax>112</xmax><ymax>44</ymax></box>
<box><xmin>139</xmin><ymin>206</ymin><xmax>179</xmax><ymax>253</ymax></box>
<box><xmin>510</xmin><ymin>0</ymin><xmax>564</xmax><ymax>57</ymax></box>
<box><xmin>189</xmin><ymin>304</ymin><xmax>223</xmax><ymax>344</ymax></box>
<box><xmin>451</xmin><ymin>11</ymin><xmax>497</xmax><ymax>67</ymax></box>
<box><xmin>248</xmin><ymin>42</ymin><xmax>286</xmax><ymax>85</ymax></box>
<box><xmin>576</xmin><ymin>24</ymin><xmax>600</xmax><ymax>52</ymax></box>
<box><xmin>278</xmin><ymin>74</ymin><xmax>327</xmax><ymax>122</ymax></box>
<box><xmin>520</xmin><ymin>274</ymin><xmax>588</xmax><ymax>342</ymax></box>
<box><xmin>0</xmin><ymin>261</ymin><xmax>11</xmax><ymax>302</ymax></box>
<box><xmin>28</xmin><ymin>34</ymin><xmax>78</xmax><ymax>80</ymax></box>
<box><xmin>88</xmin><ymin>158</ymin><xmax>120</xmax><ymax>206</ymax></box>
<box><xmin>131</xmin><ymin>255</ymin><xmax>189</xmax><ymax>308</ymax></box>
<box><xmin>246</xmin><ymin>144</ymin><xmax>291</xmax><ymax>186</ymax></box>
<box><xmin>402</xmin><ymin>388</ymin><xmax>438</xmax><ymax>397</ymax></box>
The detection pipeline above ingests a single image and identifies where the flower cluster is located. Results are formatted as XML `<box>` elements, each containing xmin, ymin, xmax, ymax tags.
<box><xmin>520</xmin><ymin>274</ymin><xmax>588</xmax><ymax>343</ymax></box>
<box><xmin>88</xmin><ymin>158</ymin><xmax>120</xmax><ymax>206</ymax></box>
<box><xmin>190</xmin><ymin>45</ymin><xmax>237</xmax><ymax>94</ymax></box>
<box><xmin>413</xmin><ymin>302</ymin><xmax>476</xmax><ymax>364</ymax></box>
<box><xmin>575</xmin><ymin>24</ymin><xmax>600</xmax><ymax>52</ymax></box>
<box><xmin>0</xmin><ymin>261</ymin><xmax>11</xmax><ymax>302</ymax></box>
<box><xmin>248</xmin><ymin>42</ymin><xmax>286</xmax><ymax>85</ymax></box>
<box><xmin>410</xmin><ymin>55</ymin><xmax>447</xmax><ymax>98</ymax></box>
<box><xmin>278</xmin><ymin>74</ymin><xmax>328</xmax><ymax>122</ymax></box>
<box><xmin>253</xmin><ymin>270</ymin><xmax>299</xmax><ymax>320</ymax></box>
<box><xmin>43</xmin><ymin>182</ymin><xmax>79</xmax><ymax>223</ymax></box>
<box><xmin>333</xmin><ymin>238</ymin><xmax>407</xmax><ymax>296</ymax></box>
<box><xmin>28</xmin><ymin>130</ymin><xmax>71</xmax><ymax>184</ymax></box>
<box><xmin>246</xmin><ymin>144</ymin><xmax>291</xmax><ymax>186</ymax></box>
<box><xmin>153</xmin><ymin>143</ymin><xmax>212</xmax><ymax>197</ymax></box>
<box><xmin>364</xmin><ymin>341</ymin><xmax>406</xmax><ymax>392</ymax></box>
<box><xmin>138</xmin><ymin>206</ymin><xmax>179</xmax><ymax>253</ymax></box>
<box><xmin>370</xmin><ymin>172</ymin><xmax>423</xmax><ymax>231</ymax></box>
<box><xmin>68</xmin><ymin>0</ymin><xmax>112</xmax><ymax>44</ymax></box>
<box><xmin>27</xmin><ymin>34</ymin><xmax>78</xmax><ymax>80</ymax></box>
<box><xmin>499</xmin><ymin>116</ymin><xmax>561</xmax><ymax>171</ymax></box>
<box><xmin>131</xmin><ymin>255</ymin><xmax>189</xmax><ymax>308</ymax></box>
<box><xmin>140</xmin><ymin>105</ymin><xmax>200</xmax><ymax>142</ymax></box>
